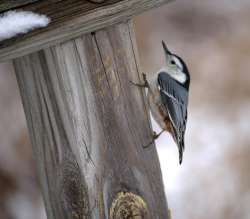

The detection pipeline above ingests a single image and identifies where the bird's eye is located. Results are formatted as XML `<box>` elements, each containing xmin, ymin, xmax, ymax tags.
<box><xmin>170</xmin><ymin>60</ymin><xmax>176</xmax><ymax>65</ymax></box>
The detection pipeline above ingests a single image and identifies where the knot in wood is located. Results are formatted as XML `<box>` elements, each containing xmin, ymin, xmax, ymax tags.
<box><xmin>60</xmin><ymin>154</ymin><xmax>90</xmax><ymax>218</ymax></box>
<box><xmin>110</xmin><ymin>192</ymin><xmax>149</xmax><ymax>219</ymax></box>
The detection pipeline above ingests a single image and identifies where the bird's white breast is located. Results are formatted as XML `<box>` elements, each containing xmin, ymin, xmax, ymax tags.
<box><xmin>147</xmin><ymin>74</ymin><xmax>168</xmax><ymax>130</ymax></box>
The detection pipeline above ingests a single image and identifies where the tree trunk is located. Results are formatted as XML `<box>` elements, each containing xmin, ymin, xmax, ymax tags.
<box><xmin>13</xmin><ymin>21</ymin><xmax>169</xmax><ymax>219</ymax></box>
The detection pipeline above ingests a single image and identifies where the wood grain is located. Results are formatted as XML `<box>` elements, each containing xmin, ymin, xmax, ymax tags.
<box><xmin>0</xmin><ymin>0</ymin><xmax>172</xmax><ymax>62</ymax></box>
<box><xmin>0</xmin><ymin>0</ymin><xmax>107</xmax><ymax>12</ymax></box>
<box><xmin>13</xmin><ymin>21</ymin><xmax>169</xmax><ymax>218</ymax></box>
<box><xmin>0</xmin><ymin>0</ymin><xmax>40</xmax><ymax>13</ymax></box>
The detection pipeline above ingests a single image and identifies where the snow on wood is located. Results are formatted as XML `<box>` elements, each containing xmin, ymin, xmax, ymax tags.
<box><xmin>0</xmin><ymin>10</ymin><xmax>50</xmax><ymax>41</ymax></box>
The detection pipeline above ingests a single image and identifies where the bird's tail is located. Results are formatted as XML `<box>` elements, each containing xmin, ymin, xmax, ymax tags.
<box><xmin>171</xmin><ymin>128</ymin><xmax>185</xmax><ymax>165</ymax></box>
<box><xmin>178</xmin><ymin>139</ymin><xmax>185</xmax><ymax>165</ymax></box>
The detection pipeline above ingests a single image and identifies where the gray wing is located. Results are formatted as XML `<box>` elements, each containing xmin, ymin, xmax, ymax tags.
<box><xmin>158</xmin><ymin>72</ymin><xmax>188</xmax><ymax>164</ymax></box>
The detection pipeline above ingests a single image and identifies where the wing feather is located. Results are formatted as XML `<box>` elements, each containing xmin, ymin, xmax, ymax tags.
<box><xmin>158</xmin><ymin>72</ymin><xmax>188</xmax><ymax>164</ymax></box>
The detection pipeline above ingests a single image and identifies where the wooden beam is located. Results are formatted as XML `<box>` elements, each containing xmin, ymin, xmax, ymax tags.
<box><xmin>0</xmin><ymin>0</ymin><xmax>171</xmax><ymax>62</ymax></box>
<box><xmin>13</xmin><ymin>21</ymin><xmax>169</xmax><ymax>218</ymax></box>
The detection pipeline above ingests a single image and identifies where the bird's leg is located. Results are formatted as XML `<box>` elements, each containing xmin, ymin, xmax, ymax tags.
<box><xmin>130</xmin><ymin>73</ymin><xmax>149</xmax><ymax>88</ymax></box>
<box><xmin>153</xmin><ymin>129</ymin><xmax>165</xmax><ymax>139</ymax></box>
<box><xmin>143</xmin><ymin>130</ymin><xmax>164</xmax><ymax>148</ymax></box>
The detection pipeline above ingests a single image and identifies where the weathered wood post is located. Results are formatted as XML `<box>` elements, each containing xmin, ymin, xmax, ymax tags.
<box><xmin>0</xmin><ymin>1</ymin><xmax>172</xmax><ymax>218</ymax></box>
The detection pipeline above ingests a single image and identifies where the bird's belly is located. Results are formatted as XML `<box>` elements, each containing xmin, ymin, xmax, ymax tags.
<box><xmin>147</xmin><ymin>91</ymin><xmax>171</xmax><ymax>131</ymax></box>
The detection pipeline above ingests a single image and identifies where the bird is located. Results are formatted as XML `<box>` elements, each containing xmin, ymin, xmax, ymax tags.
<box><xmin>130</xmin><ymin>41</ymin><xmax>190</xmax><ymax>164</ymax></box>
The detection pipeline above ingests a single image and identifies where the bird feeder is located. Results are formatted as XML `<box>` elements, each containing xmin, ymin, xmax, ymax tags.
<box><xmin>0</xmin><ymin>0</ymin><xmax>171</xmax><ymax>218</ymax></box>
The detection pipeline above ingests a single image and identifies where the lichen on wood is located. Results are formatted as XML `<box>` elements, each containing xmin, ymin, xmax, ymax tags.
<box><xmin>110</xmin><ymin>192</ymin><xmax>149</xmax><ymax>219</ymax></box>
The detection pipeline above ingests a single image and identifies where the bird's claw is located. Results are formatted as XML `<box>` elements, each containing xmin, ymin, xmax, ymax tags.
<box><xmin>129</xmin><ymin>80</ymin><xmax>139</xmax><ymax>86</ymax></box>
<box><xmin>142</xmin><ymin>141</ymin><xmax>154</xmax><ymax>149</ymax></box>
<box><xmin>142</xmin><ymin>132</ymin><xmax>158</xmax><ymax>148</ymax></box>
<box><xmin>153</xmin><ymin>131</ymin><xmax>158</xmax><ymax>139</ymax></box>
<box><xmin>143</xmin><ymin>130</ymin><xmax>164</xmax><ymax>149</ymax></box>
<box><xmin>129</xmin><ymin>73</ymin><xmax>148</xmax><ymax>88</ymax></box>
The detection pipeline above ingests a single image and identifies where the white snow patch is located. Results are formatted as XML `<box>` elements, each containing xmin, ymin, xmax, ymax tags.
<box><xmin>0</xmin><ymin>10</ymin><xmax>50</xmax><ymax>41</ymax></box>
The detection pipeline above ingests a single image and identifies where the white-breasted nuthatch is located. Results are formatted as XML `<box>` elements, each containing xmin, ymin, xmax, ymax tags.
<box><xmin>131</xmin><ymin>41</ymin><xmax>190</xmax><ymax>164</ymax></box>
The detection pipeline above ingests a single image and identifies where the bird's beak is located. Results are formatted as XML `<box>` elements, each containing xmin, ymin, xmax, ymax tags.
<box><xmin>162</xmin><ymin>40</ymin><xmax>172</xmax><ymax>55</ymax></box>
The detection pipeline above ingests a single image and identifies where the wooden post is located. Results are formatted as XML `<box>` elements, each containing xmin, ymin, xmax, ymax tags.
<box><xmin>1</xmin><ymin>1</ymin><xmax>172</xmax><ymax>218</ymax></box>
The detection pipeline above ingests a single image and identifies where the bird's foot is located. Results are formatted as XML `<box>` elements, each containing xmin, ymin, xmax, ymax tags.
<box><xmin>129</xmin><ymin>72</ymin><xmax>149</xmax><ymax>88</ymax></box>
<box><xmin>143</xmin><ymin>130</ymin><xmax>164</xmax><ymax>148</ymax></box>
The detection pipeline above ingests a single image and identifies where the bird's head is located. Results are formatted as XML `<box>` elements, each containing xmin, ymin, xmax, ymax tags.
<box><xmin>162</xmin><ymin>41</ymin><xmax>190</xmax><ymax>89</ymax></box>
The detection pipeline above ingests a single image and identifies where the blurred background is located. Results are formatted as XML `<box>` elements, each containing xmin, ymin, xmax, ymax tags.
<box><xmin>0</xmin><ymin>0</ymin><xmax>250</xmax><ymax>218</ymax></box>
